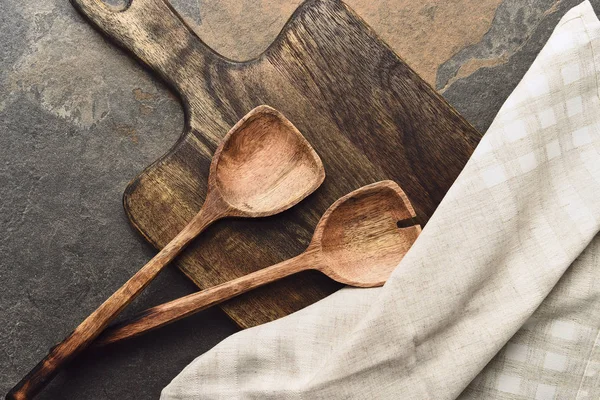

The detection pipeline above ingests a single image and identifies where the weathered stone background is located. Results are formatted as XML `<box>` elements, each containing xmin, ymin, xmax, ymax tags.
<box><xmin>1</xmin><ymin>0</ymin><xmax>597</xmax><ymax>398</ymax></box>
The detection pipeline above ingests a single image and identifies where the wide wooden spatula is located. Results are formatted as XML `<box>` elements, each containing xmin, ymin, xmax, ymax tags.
<box><xmin>8</xmin><ymin>105</ymin><xmax>325</xmax><ymax>400</ymax></box>
<box><xmin>95</xmin><ymin>180</ymin><xmax>421</xmax><ymax>347</ymax></box>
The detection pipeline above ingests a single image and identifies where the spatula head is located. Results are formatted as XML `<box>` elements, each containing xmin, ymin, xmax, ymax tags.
<box><xmin>314</xmin><ymin>181</ymin><xmax>421</xmax><ymax>287</ymax></box>
<box><xmin>210</xmin><ymin>105</ymin><xmax>325</xmax><ymax>217</ymax></box>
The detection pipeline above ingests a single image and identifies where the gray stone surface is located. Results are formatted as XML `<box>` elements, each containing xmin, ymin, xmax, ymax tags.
<box><xmin>0</xmin><ymin>0</ymin><xmax>597</xmax><ymax>398</ymax></box>
<box><xmin>441</xmin><ymin>0</ymin><xmax>600</xmax><ymax>132</ymax></box>
<box><xmin>0</xmin><ymin>1</ymin><xmax>239</xmax><ymax>399</ymax></box>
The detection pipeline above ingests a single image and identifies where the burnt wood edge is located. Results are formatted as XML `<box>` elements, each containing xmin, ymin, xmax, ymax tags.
<box><xmin>5</xmin><ymin>342</ymin><xmax>65</xmax><ymax>400</ymax></box>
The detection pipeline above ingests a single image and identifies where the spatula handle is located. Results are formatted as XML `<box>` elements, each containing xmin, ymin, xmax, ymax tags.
<box><xmin>7</xmin><ymin>206</ymin><xmax>219</xmax><ymax>400</ymax></box>
<box><xmin>94</xmin><ymin>251</ymin><xmax>315</xmax><ymax>347</ymax></box>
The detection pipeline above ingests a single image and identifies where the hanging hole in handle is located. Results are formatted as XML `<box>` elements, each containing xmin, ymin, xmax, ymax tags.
<box><xmin>396</xmin><ymin>218</ymin><xmax>418</xmax><ymax>229</ymax></box>
<box><xmin>100</xmin><ymin>0</ymin><xmax>131</xmax><ymax>11</ymax></box>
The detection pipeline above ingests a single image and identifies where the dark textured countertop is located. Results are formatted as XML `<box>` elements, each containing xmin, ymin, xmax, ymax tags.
<box><xmin>1</xmin><ymin>0</ymin><xmax>597</xmax><ymax>398</ymax></box>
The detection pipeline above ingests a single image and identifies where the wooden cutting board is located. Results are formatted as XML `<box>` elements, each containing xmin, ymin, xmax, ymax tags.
<box><xmin>72</xmin><ymin>0</ymin><xmax>481</xmax><ymax>328</ymax></box>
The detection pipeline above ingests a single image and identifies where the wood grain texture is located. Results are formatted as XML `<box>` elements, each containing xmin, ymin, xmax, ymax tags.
<box><xmin>208</xmin><ymin>106</ymin><xmax>325</xmax><ymax>218</ymax></box>
<box><xmin>95</xmin><ymin>181</ymin><xmax>421</xmax><ymax>346</ymax></box>
<box><xmin>71</xmin><ymin>0</ymin><xmax>481</xmax><ymax>329</ymax></box>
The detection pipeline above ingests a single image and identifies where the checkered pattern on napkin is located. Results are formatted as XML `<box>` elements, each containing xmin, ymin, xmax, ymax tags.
<box><xmin>162</xmin><ymin>2</ymin><xmax>600</xmax><ymax>399</ymax></box>
<box><xmin>460</xmin><ymin>3</ymin><xmax>600</xmax><ymax>399</ymax></box>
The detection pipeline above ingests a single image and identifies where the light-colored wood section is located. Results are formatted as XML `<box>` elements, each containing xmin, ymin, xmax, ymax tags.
<box><xmin>315</xmin><ymin>181</ymin><xmax>421</xmax><ymax>287</ymax></box>
<box><xmin>95</xmin><ymin>181</ymin><xmax>420</xmax><ymax>346</ymax></box>
<box><xmin>7</xmin><ymin>105</ymin><xmax>325</xmax><ymax>400</ymax></box>
<box><xmin>213</xmin><ymin>106</ymin><xmax>325</xmax><ymax>216</ymax></box>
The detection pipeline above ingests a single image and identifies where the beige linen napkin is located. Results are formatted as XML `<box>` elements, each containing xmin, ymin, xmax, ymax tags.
<box><xmin>162</xmin><ymin>2</ymin><xmax>600</xmax><ymax>398</ymax></box>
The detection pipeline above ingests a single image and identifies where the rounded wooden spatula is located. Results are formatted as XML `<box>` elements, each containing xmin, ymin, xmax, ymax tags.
<box><xmin>96</xmin><ymin>180</ymin><xmax>422</xmax><ymax>346</ymax></box>
<box><xmin>7</xmin><ymin>105</ymin><xmax>325</xmax><ymax>400</ymax></box>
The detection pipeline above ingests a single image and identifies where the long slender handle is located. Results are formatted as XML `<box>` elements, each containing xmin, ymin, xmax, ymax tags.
<box><xmin>7</xmin><ymin>205</ymin><xmax>220</xmax><ymax>400</ymax></box>
<box><xmin>94</xmin><ymin>251</ymin><xmax>315</xmax><ymax>347</ymax></box>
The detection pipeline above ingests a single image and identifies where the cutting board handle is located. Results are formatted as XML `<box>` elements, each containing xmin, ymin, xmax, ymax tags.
<box><xmin>70</xmin><ymin>0</ymin><xmax>222</xmax><ymax>101</ymax></box>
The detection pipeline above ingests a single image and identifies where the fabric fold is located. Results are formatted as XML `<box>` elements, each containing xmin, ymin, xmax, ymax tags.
<box><xmin>162</xmin><ymin>2</ymin><xmax>600</xmax><ymax>398</ymax></box>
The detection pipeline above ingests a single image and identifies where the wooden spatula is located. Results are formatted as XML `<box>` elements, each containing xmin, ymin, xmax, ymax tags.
<box><xmin>7</xmin><ymin>105</ymin><xmax>325</xmax><ymax>400</ymax></box>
